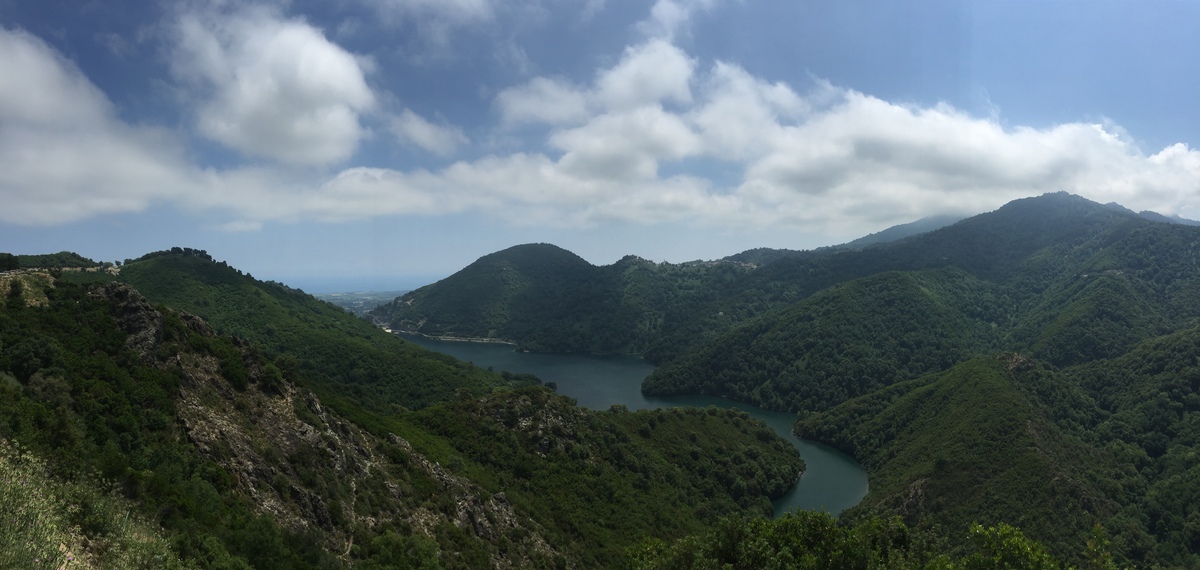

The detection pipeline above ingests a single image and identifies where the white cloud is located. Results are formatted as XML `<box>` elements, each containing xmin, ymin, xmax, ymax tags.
<box><xmin>551</xmin><ymin>106</ymin><xmax>701</xmax><ymax>181</ymax></box>
<box><xmin>357</xmin><ymin>0</ymin><xmax>496</xmax><ymax>49</ymax></box>
<box><xmin>496</xmin><ymin>77</ymin><xmax>589</xmax><ymax>126</ymax></box>
<box><xmin>3</xmin><ymin>24</ymin><xmax>1199</xmax><ymax>242</ymax></box>
<box><xmin>251</xmin><ymin>49</ymin><xmax>1199</xmax><ymax>235</ymax></box>
<box><xmin>0</xmin><ymin>28</ymin><xmax>190</xmax><ymax>225</ymax></box>
<box><xmin>389</xmin><ymin>109</ymin><xmax>469</xmax><ymax>156</ymax></box>
<box><xmin>690</xmin><ymin>62</ymin><xmax>810</xmax><ymax>160</ymax></box>
<box><xmin>496</xmin><ymin>40</ymin><xmax>695</xmax><ymax>126</ymax></box>
<box><xmin>596</xmin><ymin>40</ymin><xmax>694</xmax><ymax>110</ymax></box>
<box><xmin>0</xmin><ymin>28</ymin><xmax>112</xmax><ymax>128</ymax></box>
<box><xmin>172</xmin><ymin>7</ymin><xmax>376</xmax><ymax>166</ymax></box>
<box><xmin>581</xmin><ymin>0</ymin><xmax>606</xmax><ymax>21</ymax></box>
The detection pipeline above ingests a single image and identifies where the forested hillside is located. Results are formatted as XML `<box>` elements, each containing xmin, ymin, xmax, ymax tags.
<box><xmin>0</xmin><ymin>258</ymin><xmax>803</xmax><ymax>568</ymax></box>
<box><xmin>118</xmin><ymin>250</ymin><xmax>515</xmax><ymax>412</ymax></box>
<box><xmin>370</xmin><ymin>243</ymin><xmax>754</xmax><ymax>354</ymax></box>
<box><xmin>374</xmin><ymin>192</ymin><xmax>1200</xmax><ymax>566</ymax></box>
<box><xmin>645</xmin><ymin>194</ymin><xmax>1200</xmax><ymax>410</ymax></box>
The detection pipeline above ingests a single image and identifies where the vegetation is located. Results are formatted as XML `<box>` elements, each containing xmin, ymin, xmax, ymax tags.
<box><xmin>0</xmin><ymin>270</ymin><xmax>804</xmax><ymax>568</ymax></box>
<box><xmin>1</xmin><ymin>438</ymin><xmax>187</xmax><ymax>569</ymax></box>
<box><xmin>410</xmin><ymin>390</ymin><xmax>803</xmax><ymax>566</ymax></box>
<box><xmin>630</xmin><ymin>511</ymin><xmax>1094</xmax><ymax>570</ymax></box>
<box><xmin>371</xmin><ymin>192</ymin><xmax>1200</xmax><ymax>565</ymax></box>
<box><xmin>15</xmin><ymin>251</ymin><xmax>99</xmax><ymax>269</ymax></box>
<box><xmin>12</xmin><ymin>192</ymin><xmax>1200</xmax><ymax>566</ymax></box>
<box><xmin>644</xmin><ymin>270</ymin><xmax>1001</xmax><ymax>412</ymax></box>
<box><xmin>117</xmin><ymin>251</ymin><xmax>518</xmax><ymax>412</ymax></box>
<box><xmin>794</xmin><ymin>357</ymin><xmax>1127</xmax><ymax>564</ymax></box>
<box><xmin>370</xmin><ymin>244</ymin><xmax>754</xmax><ymax>354</ymax></box>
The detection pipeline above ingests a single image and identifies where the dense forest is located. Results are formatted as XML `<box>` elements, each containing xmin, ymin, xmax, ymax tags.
<box><xmin>367</xmin><ymin>192</ymin><xmax>1200</xmax><ymax>566</ymax></box>
<box><xmin>0</xmin><ymin>261</ymin><xmax>802</xmax><ymax>568</ymax></box>
<box><xmin>8</xmin><ymin>192</ymin><xmax>1200</xmax><ymax>566</ymax></box>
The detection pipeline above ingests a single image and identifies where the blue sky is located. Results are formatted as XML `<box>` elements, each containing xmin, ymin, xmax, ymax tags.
<box><xmin>2</xmin><ymin>0</ymin><xmax>1198</xmax><ymax>292</ymax></box>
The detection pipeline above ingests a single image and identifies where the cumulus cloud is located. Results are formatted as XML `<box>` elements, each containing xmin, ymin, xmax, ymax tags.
<box><xmin>389</xmin><ymin>109</ymin><xmax>469</xmax><ymax>156</ymax></box>
<box><xmin>495</xmin><ymin>40</ymin><xmax>694</xmax><ymax>125</ymax></box>
<box><xmin>496</xmin><ymin>77</ymin><xmax>589</xmax><ymax>126</ymax></box>
<box><xmin>0</xmin><ymin>28</ymin><xmax>190</xmax><ymax>225</ymax></box>
<box><xmin>3</xmin><ymin>21</ymin><xmax>1199</xmax><ymax>239</ymax></box>
<box><xmin>172</xmin><ymin>7</ymin><xmax>376</xmax><ymax>166</ymax></box>
<box><xmin>597</xmin><ymin>40</ymin><xmax>695</xmax><ymax>109</ymax></box>
<box><xmin>246</xmin><ymin>41</ymin><xmax>1198</xmax><ymax>235</ymax></box>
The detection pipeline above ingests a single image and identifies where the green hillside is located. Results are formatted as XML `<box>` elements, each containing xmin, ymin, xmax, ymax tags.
<box><xmin>374</xmin><ymin>193</ymin><xmax>1165</xmax><ymax>364</ymax></box>
<box><xmin>361</xmin><ymin>192</ymin><xmax>1200</xmax><ymax>565</ymax></box>
<box><xmin>643</xmin><ymin>195</ymin><xmax>1200</xmax><ymax>412</ymax></box>
<box><xmin>118</xmin><ymin>249</ymin><xmax>512</xmax><ymax>412</ymax></box>
<box><xmin>795</xmin><ymin>357</ymin><xmax>1122</xmax><ymax>563</ymax></box>
<box><xmin>643</xmin><ymin>270</ymin><xmax>1001</xmax><ymax>412</ymax></box>
<box><xmin>1067</xmin><ymin>326</ymin><xmax>1200</xmax><ymax>565</ymax></box>
<box><xmin>371</xmin><ymin>243</ymin><xmax>753</xmax><ymax>354</ymax></box>
<box><xmin>1</xmin><ymin>264</ymin><xmax>804</xmax><ymax>568</ymax></box>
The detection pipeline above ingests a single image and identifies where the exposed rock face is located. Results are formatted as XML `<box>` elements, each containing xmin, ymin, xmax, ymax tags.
<box><xmin>90</xmin><ymin>282</ymin><xmax>561</xmax><ymax>568</ymax></box>
<box><xmin>89</xmin><ymin>283</ymin><xmax>164</xmax><ymax>362</ymax></box>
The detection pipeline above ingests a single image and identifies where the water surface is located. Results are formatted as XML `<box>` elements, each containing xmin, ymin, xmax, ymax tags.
<box><xmin>401</xmin><ymin>335</ymin><xmax>869</xmax><ymax>516</ymax></box>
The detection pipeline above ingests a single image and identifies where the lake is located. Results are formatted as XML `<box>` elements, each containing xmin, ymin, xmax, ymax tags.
<box><xmin>400</xmin><ymin>334</ymin><xmax>869</xmax><ymax>516</ymax></box>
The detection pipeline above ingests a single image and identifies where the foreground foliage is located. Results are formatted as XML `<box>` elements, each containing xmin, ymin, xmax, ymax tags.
<box><xmin>0</xmin><ymin>438</ymin><xmax>187</xmax><ymax>570</ymax></box>
<box><xmin>0</xmin><ymin>274</ymin><xmax>804</xmax><ymax>568</ymax></box>
<box><xmin>631</xmin><ymin>510</ymin><xmax>1108</xmax><ymax>570</ymax></box>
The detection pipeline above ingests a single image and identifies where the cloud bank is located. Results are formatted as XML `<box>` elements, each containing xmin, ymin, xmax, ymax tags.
<box><xmin>1</xmin><ymin>5</ymin><xmax>1198</xmax><ymax>236</ymax></box>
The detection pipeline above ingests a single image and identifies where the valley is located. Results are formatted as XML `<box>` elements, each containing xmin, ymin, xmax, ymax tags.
<box><xmin>397</xmin><ymin>333</ymin><xmax>869</xmax><ymax>516</ymax></box>
<box><xmin>6</xmin><ymin>192</ymin><xmax>1200</xmax><ymax>567</ymax></box>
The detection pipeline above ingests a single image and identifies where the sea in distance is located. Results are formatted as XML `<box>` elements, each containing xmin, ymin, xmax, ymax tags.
<box><xmin>399</xmin><ymin>334</ymin><xmax>869</xmax><ymax>517</ymax></box>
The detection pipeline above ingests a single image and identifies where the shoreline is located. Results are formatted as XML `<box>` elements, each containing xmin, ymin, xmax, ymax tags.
<box><xmin>387</xmin><ymin>329</ymin><xmax>519</xmax><ymax>346</ymax></box>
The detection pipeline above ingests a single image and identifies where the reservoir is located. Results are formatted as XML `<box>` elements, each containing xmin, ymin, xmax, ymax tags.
<box><xmin>400</xmin><ymin>335</ymin><xmax>869</xmax><ymax>516</ymax></box>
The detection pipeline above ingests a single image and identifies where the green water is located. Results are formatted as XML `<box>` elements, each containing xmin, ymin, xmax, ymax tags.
<box><xmin>401</xmin><ymin>335</ymin><xmax>869</xmax><ymax>516</ymax></box>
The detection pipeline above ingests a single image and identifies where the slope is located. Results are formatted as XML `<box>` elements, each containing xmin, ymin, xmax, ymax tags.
<box><xmin>643</xmin><ymin>269</ymin><xmax>1002</xmax><ymax>412</ymax></box>
<box><xmin>646</xmin><ymin>194</ymin><xmax>1200</xmax><ymax>413</ymax></box>
<box><xmin>371</xmin><ymin>244</ymin><xmax>754</xmax><ymax>354</ymax></box>
<box><xmin>795</xmin><ymin>356</ymin><xmax>1122</xmax><ymax>565</ymax></box>
<box><xmin>1</xmin><ymin>268</ymin><xmax>807</xmax><ymax>568</ymax></box>
<box><xmin>117</xmin><ymin>249</ymin><xmax>513</xmax><ymax>412</ymax></box>
<box><xmin>1066</xmin><ymin>325</ymin><xmax>1200</xmax><ymax>566</ymax></box>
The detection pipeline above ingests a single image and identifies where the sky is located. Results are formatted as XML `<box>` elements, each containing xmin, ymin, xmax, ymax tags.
<box><xmin>2</xmin><ymin>0</ymin><xmax>1199</xmax><ymax>292</ymax></box>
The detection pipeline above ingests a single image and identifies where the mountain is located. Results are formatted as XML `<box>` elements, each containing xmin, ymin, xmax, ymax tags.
<box><xmin>642</xmin><ymin>269</ymin><xmax>1002</xmax><ymax>412</ymax></box>
<box><xmin>644</xmin><ymin>193</ymin><xmax>1200</xmax><ymax>408</ymax></box>
<box><xmin>370</xmin><ymin>243</ymin><xmax>755</xmax><ymax>354</ymax></box>
<box><xmin>795</xmin><ymin>356</ymin><xmax>1121</xmax><ymax>562</ymax></box>
<box><xmin>118</xmin><ymin>249</ymin><xmax>513</xmax><ymax>413</ymax></box>
<box><xmin>837</xmin><ymin>213</ymin><xmax>964</xmax><ymax>250</ymax></box>
<box><xmin>371</xmin><ymin>192</ymin><xmax>1200</xmax><ymax>566</ymax></box>
<box><xmin>1139</xmin><ymin>210</ymin><xmax>1200</xmax><ymax>226</ymax></box>
<box><xmin>1</xmin><ymin>258</ymin><xmax>804</xmax><ymax>568</ymax></box>
<box><xmin>376</xmin><ymin>193</ymin><xmax>1167</xmax><ymax>363</ymax></box>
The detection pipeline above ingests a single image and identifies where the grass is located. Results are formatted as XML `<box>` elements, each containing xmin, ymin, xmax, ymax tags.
<box><xmin>0</xmin><ymin>438</ymin><xmax>189</xmax><ymax>570</ymax></box>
